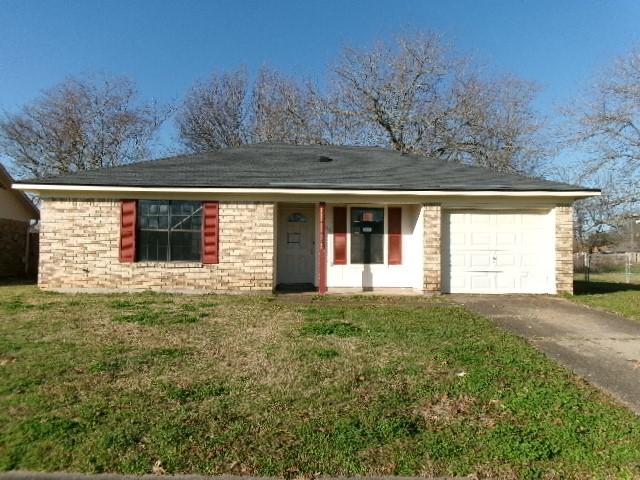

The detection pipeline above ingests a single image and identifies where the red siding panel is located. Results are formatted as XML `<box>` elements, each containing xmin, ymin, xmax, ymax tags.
<box><xmin>202</xmin><ymin>201</ymin><xmax>219</xmax><ymax>264</ymax></box>
<box><xmin>333</xmin><ymin>206</ymin><xmax>347</xmax><ymax>265</ymax></box>
<box><xmin>119</xmin><ymin>200</ymin><xmax>137</xmax><ymax>263</ymax></box>
<box><xmin>388</xmin><ymin>207</ymin><xmax>402</xmax><ymax>265</ymax></box>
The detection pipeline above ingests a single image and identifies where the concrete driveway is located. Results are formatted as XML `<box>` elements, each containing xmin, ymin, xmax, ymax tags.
<box><xmin>450</xmin><ymin>294</ymin><xmax>640</xmax><ymax>414</ymax></box>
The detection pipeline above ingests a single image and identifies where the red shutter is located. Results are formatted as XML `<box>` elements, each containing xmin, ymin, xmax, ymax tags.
<box><xmin>388</xmin><ymin>207</ymin><xmax>402</xmax><ymax>265</ymax></box>
<box><xmin>119</xmin><ymin>200</ymin><xmax>137</xmax><ymax>263</ymax></box>
<box><xmin>333</xmin><ymin>206</ymin><xmax>347</xmax><ymax>265</ymax></box>
<box><xmin>202</xmin><ymin>201</ymin><xmax>219</xmax><ymax>264</ymax></box>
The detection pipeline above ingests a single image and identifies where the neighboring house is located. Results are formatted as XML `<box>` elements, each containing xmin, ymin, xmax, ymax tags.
<box><xmin>13</xmin><ymin>144</ymin><xmax>599</xmax><ymax>294</ymax></box>
<box><xmin>0</xmin><ymin>164</ymin><xmax>40</xmax><ymax>277</ymax></box>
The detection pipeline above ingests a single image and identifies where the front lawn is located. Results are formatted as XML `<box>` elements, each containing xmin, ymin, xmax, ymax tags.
<box><xmin>1</xmin><ymin>285</ymin><xmax>640</xmax><ymax>478</ymax></box>
<box><xmin>572</xmin><ymin>277</ymin><xmax>640</xmax><ymax>320</ymax></box>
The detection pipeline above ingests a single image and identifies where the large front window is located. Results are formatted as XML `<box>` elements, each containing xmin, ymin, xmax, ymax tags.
<box><xmin>350</xmin><ymin>207</ymin><xmax>384</xmax><ymax>264</ymax></box>
<box><xmin>137</xmin><ymin>200</ymin><xmax>202</xmax><ymax>261</ymax></box>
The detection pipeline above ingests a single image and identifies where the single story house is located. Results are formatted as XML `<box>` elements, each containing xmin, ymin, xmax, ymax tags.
<box><xmin>1</xmin><ymin>163</ymin><xmax>40</xmax><ymax>277</ymax></box>
<box><xmin>13</xmin><ymin>144</ymin><xmax>599</xmax><ymax>294</ymax></box>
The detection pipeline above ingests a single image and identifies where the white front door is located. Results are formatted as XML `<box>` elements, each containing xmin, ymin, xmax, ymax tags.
<box><xmin>443</xmin><ymin>210</ymin><xmax>555</xmax><ymax>294</ymax></box>
<box><xmin>277</xmin><ymin>206</ymin><xmax>316</xmax><ymax>285</ymax></box>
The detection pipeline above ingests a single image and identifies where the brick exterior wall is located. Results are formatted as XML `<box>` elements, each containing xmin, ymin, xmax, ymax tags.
<box><xmin>555</xmin><ymin>204</ymin><xmax>574</xmax><ymax>294</ymax></box>
<box><xmin>39</xmin><ymin>198</ymin><xmax>275</xmax><ymax>293</ymax></box>
<box><xmin>423</xmin><ymin>203</ymin><xmax>442</xmax><ymax>293</ymax></box>
<box><xmin>0</xmin><ymin>218</ymin><xmax>30</xmax><ymax>277</ymax></box>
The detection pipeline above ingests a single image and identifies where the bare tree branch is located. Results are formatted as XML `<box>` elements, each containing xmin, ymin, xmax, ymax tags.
<box><xmin>328</xmin><ymin>32</ymin><xmax>546</xmax><ymax>172</ymax></box>
<box><xmin>0</xmin><ymin>75</ymin><xmax>167</xmax><ymax>178</ymax></box>
<box><xmin>176</xmin><ymin>69</ymin><xmax>248</xmax><ymax>152</ymax></box>
<box><xmin>250</xmin><ymin>66</ymin><xmax>325</xmax><ymax>144</ymax></box>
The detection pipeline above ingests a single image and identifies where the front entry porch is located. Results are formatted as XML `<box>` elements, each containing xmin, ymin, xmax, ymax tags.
<box><xmin>275</xmin><ymin>202</ymin><xmax>425</xmax><ymax>294</ymax></box>
<box><xmin>275</xmin><ymin>203</ymin><xmax>317</xmax><ymax>291</ymax></box>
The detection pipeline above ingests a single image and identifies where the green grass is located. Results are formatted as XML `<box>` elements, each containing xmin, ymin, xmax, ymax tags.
<box><xmin>1</xmin><ymin>285</ymin><xmax>640</xmax><ymax>478</ymax></box>
<box><xmin>572</xmin><ymin>276</ymin><xmax>640</xmax><ymax>320</ymax></box>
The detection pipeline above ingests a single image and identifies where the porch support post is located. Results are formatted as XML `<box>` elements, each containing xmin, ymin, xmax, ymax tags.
<box><xmin>318</xmin><ymin>202</ymin><xmax>327</xmax><ymax>294</ymax></box>
<box><xmin>423</xmin><ymin>203</ymin><xmax>442</xmax><ymax>294</ymax></box>
<box><xmin>555</xmin><ymin>204</ymin><xmax>574</xmax><ymax>294</ymax></box>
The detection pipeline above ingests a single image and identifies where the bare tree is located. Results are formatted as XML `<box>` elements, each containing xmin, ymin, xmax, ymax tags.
<box><xmin>551</xmin><ymin>161</ymin><xmax>636</xmax><ymax>252</ymax></box>
<box><xmin>176</xmin><ymin>69</ymin><xmax>248</xmax><ymax>152</ymax></box>
<box><xmin>175</xmin><ymin>31</ymin><xmax>545</xmax><ymax>171</ymax></box>
<box><xmin>447</xmin><ymin>74</ymin><xmax>546</xmax><ymax>173</ymax></box>
<box><xmin>330</xmin><ymin>32</ymin><xmax>452</xmax><ymax>154</ymax></box>
<box><xmin>250</xmin><ymin>67</ymin><xmax>325</xmax><ymax>144</ymax></box>
<box><xmin>564</xmin><ymin>47</ymin><xmax>640</xmax><ymax>205</ymax></box>
<box><xmin>0</xmin><ymin>75</ymin><xmax>166</xmax><ymax>178</ymax></box>
<box><xmin>178</xmin><ymin>66</ymin><xmax>356</xmax><ymax>148</ymax></box>
<box><xmin>328</xmin><ymin>32</ymin><xmax>546</xmax><ymax>172</ymax></box>
<box><xmin>558</xmin><ymin>46</ymin><xmax>640</xmax><ymax>243</ymax></box>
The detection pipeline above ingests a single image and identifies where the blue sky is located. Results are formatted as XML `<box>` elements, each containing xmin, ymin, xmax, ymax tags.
<box><xmin>1</xmin><ymin>0</ymin><xmax>639</xmax><ymax>166</ymax></box>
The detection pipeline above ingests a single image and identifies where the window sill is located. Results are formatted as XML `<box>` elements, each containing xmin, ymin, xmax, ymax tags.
<box><xmin>331</xmin><ymin>263</ymin><xmax>402</xmax><ymax>267</ymax></box>
<box><xmin>134</xmin><ymin>261</ymin><xmax>204</xmax><ymax>268</ymax></box>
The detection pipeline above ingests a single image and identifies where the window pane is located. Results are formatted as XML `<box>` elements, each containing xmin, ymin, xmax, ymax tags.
<box><xmin>170</xmin><ymin>201</ymin><xmax>202</xmax><ymax>231</ymax></box>
<box><xmin>170</xmin><ymin>231</ymin><xmax>201</xmax><ymax>261</ymax></box>
<box><xmin>350</xmin><ymin>208</ymin><xmax>384</xmax><ymax>264</ymax></box>
<box><xmin>138</xmin><ymin>230</ymin><xmax>169</xmax><ymax>261</ymax></box>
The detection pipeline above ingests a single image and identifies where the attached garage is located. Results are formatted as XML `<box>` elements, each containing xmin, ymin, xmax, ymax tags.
<box><xmin>442</xmin><ymin>210</ymin><xmax>556</xmax><ymax>294</ymax></box>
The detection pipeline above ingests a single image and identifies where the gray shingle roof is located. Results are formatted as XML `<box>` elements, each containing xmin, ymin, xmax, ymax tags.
<box><xmin>16</xmin><ymin>144</ymin><xmax>597</xmax><ymax>192</ymax></box>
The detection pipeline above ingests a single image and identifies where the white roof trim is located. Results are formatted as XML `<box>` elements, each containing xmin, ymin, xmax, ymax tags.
<box><xmin>13</xmin><ymin>183</ymin><xmax>600</xmax><ymax>198</ymax></box>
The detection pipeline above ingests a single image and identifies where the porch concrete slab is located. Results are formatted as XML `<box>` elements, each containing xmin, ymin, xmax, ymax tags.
<box><xmin>326</xmin><ymin>287</ymin><xmax>422</xmax><ymax>295</ymax></box>
<box><xmin>450</xmin><ymin>294</ymin><xmax>640</xmax><ymax>414</ymax></box>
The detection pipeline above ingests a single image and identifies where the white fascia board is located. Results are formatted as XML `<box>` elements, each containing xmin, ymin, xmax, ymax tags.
<box><xmin>12</xmin><ymin>183</ymin><xmax>601</xmax><ymax>199</ymax></box>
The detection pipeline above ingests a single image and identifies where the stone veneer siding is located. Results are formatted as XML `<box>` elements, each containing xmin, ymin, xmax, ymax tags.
<box><xmin>423</xmin><ymin>203</ymin><xmax>442</xmax><ymax>293</ymax></box>
<box><xmin>555</xmin><ymin>204</ymin><xmax>574</xmax><ymax>294</ymax></box>
<box><xmin>0</xmin><ymin>218</ymin><xmax>30</xmax><ymax>277</ymax></box>
<box><xmin>39</xmin><ymin>198</ymin><xmax>275</xmax><ymax>292</ymax></box>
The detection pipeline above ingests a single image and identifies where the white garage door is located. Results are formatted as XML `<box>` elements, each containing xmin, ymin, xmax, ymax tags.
<box><xmin>443</xmin><ymin>210</ymin><xmax>555</xmax><ymax>294</ymax></box>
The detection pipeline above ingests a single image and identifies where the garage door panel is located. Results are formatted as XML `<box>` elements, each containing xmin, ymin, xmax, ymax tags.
<box><xmin>450</xmin><ymin>232</ymin><xmax>466</xmax><ymax>246</ymax></box>
<box><xmin>521</xmin><ymin>253</ymin><xmax>539</xmax><ymax>267</ymax></box>
<box><xmin>496</xmin><ymin>254</ymin><xmax>516</xmax><ymax>267</ymax></box>
<box><xmin>496</xmin><ymin>232</ymin><xmax>517</xmax><ymax>246</ymax></box>
<box><xmin>471</xmin><ymin>215</ymin><xmax>491</xmax><ymax>224</ymax></box>
<box><xmin>449</xmin><ymin>276</ymin><xmax>466</xmax><ymax>290</ymax></box>
<box><xmin>449</xmin><ymin>214</ymin><xmax>467</xmax><ymax>225</ymax></box>
<box><xmin>450</xmin><ymin>253</ymin><xmax>466</xmax><ymax>267</ymax></box>
<box><xmin>470</xmin><ymin>232</ymin><xmax>492</xmax><ymax>248</ymax></box>
<box><xmin>495</xmin><ymin>274</ymin><xmax>516</xmax><ymax>290</ymax></box>
<box><xmin>470</xmin><ymin>274</ymin><xmax>492</xmax><ymax>290</ymax></box>
<box><xmin>470</xmin><ymin>254</ymin><xmax>491</xmax><ymax>267</ymax></box>
<box><xmin>444</xmin><ymin>210</ymin><xmax>554</xmax><ymax>294</ymax></box>
<box><xmin>496</xmin><ymin>214</ymin><xmax>518</xmax><ymax>225</ymax></box>
<box><xmin>522</xmin><ymin>234</ymin><xmax>543</xmax><ymax>249</ymax></box>
<box><xmin>521</xmin><ymin>214</ymin><xmax>543</xmax><ymax>226</ymax></box>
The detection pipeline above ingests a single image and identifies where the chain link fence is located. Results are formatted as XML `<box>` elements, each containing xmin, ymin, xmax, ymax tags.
<box><xmin>574</xmin><ymin>252</ymin><xmax>640</xmax><ymax>284</ymax></box>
